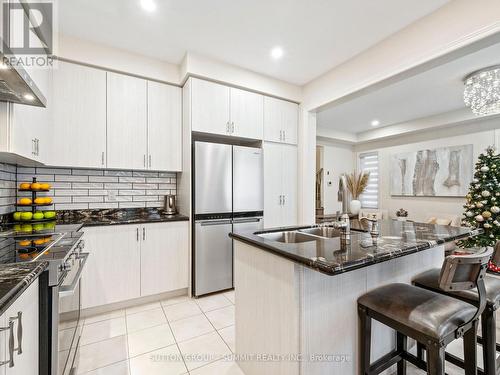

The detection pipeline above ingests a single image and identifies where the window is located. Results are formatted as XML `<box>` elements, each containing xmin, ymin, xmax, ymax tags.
<box><xmin>359</xmin><ymin>152</ymin><xmax>379</xmax><ymax>208</ymax></box>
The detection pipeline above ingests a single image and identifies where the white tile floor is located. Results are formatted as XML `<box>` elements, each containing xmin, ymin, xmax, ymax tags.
<box><xmin>74</xmin><ymin>291</ymin><xmax>499</xmax><ymax>375</ymax></box>
<box><xmin>75</xmin><ymin>290</ymin><xmax>243</xmax><ymax>375</ymax></box>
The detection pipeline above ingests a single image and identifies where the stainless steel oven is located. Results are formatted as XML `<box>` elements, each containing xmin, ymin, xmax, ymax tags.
<box><xmin>49</xmin><ymin>235</ymin><xmax>88</xmax><ymax>375</ymax></box>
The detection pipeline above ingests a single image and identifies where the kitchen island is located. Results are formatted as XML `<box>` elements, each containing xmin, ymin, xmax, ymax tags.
<box><xmin>230</xmin><ymin>220</ymin><xmax>479</xmax><ymax>375</ymax></box>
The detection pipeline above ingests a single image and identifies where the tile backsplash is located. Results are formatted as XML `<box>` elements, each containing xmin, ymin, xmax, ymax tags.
<box><xmin>0</xmin><ymin>163</ymin><xmax>17</xmax><ymax>215</ymax></box>
<box><xmin>17</xmin><ymin>167</ymin><xmax>177</xmax><ymax>211</ymax></box>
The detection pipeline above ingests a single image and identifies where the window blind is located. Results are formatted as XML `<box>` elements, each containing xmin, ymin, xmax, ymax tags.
<box><xmin>359</xmin><ymin>152</ymin><xmax>379</xmax><ymax>209</ymax></box>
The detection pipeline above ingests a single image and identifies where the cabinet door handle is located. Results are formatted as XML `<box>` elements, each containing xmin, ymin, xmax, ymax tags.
<box><xmin>31</xmin><ymin>139</ymin><xmax>36</xmax><ymax>155</ymax></box>
<box><xmin>35</xmin><ymin>139</ymin><xmax>39</xmax><ymax>156</ymax></box>
<box><xmin>226</xmin><ymin>122</ymin><xmax>230</xmax><ymax>133</ymax></box>
<box><xmin>283</xmin><ymin>131</ymin><xmax>286</xmax><ymax>142</ymax></box>
<box><xmin>279</xmin><ymin>195</ymin><xmax>282</xmax><ymax>206</ymax></box>
<box><xmin>279</xmin><ymin>130</ymin><xmax>282</xmax><ymax>141</ymax></box>
<box><xmin>101</xmin><ymin>151</ymin><xmax>105</xmax><ymax>166</ymax></box>
<box><xmin>283</xmin><ymin>195</ymin><xmax>286</xmax><ymax>206</ymax></box>
<box><xmin>149</xmin><ymin>155</ymin><xmax>152</xmax><ymax>168</ymax></box>
<box><xmin>231</xmin><ymin>122</ymin><xmax>235</xmax><ymax>133</ymax></box>
<box><xmin>10</xmin><ymin>312</ymin><xmax>22</xmax><ymax>355</ymax></box>
<box><xmin>0</xmin><ymin>321</ymin><xmax>14</xmax><ymax>367</ymax></box>
<box><xmin>143</xmin><ymin>154</ymin><xmax>146</xmax><ymax>168</ymax></box>
<box><xmin>142</xmin><ymin>227</ymin><xmax>145</xmax><ymax>241</ymax></box>
<box><xmin>136</xmin><ymin>228</ymin><xmax>139</xmax><ymax>242</ymax></box>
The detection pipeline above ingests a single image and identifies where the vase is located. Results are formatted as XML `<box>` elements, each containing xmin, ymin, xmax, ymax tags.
<box><xmin>350</xmin><ymin>199</ymin><xmax>361</xmax><ymax>215</ymax></box>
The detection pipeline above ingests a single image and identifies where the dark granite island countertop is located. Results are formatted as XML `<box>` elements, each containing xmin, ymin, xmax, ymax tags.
<box><xmin>56</xmin><ymin>208</ymin><xmax>189</xmax><ymax>227</ymax></box>
<box><xmin>230</xmin><ymin>219</ymin><xmax>481</xmax><ymax>276</ymax></box>
<box><xmin>0</xmin><ymin>261</ymin><xmax>48</xmax><ymax>315</ymax></box>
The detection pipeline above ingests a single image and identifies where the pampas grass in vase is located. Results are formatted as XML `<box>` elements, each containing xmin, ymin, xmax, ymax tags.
<box><xmin>346</xmin><ymin>171</ymin><xmax>370</xmax><ymax>214</ymax></box>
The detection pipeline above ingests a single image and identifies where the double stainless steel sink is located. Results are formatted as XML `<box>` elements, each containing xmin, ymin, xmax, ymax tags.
<box><xmin>258</xmin><ymin>227</ymin><xmax>345</xmax><ymax>244</ymax></box>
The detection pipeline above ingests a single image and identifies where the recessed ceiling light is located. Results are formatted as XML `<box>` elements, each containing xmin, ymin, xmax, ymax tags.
<box><xmin>140</xmin><ymin>0</ymin><xmax>156</xmax><ymax>12</ymax></box>
<box><xmin>371</xmin><ymin>120</ymin><xmax>380</xmax><ymax>127</ymax></box>
<box><xmin>270</xmin><ymin>46</ymin><xmax>284</xmax><ymax>60</ymax></box>
<box><xmin>23</xmin><ymin>94</ymin><xmax>35</xmax><ymax>101</ymax></box>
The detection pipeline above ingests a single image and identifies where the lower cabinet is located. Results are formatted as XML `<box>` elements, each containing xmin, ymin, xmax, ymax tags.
<box><xmin>140</xmin><ymin>222</ymin><xmax>189</xmax><ymax>297</ymax></box>
<box><xmin>0</xmin><ymin>279</ymin><xmax>39</xmax><ymax>375</ymax></box>
<box><xmin>81</xmin><ymin>222</ymin><xmax>189</xmax><ymax>309</ymax></box>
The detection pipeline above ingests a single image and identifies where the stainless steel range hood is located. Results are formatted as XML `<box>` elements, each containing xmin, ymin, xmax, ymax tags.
<box><xmin>0</xmin><ymin>45</ymin><xmax>47</xmax><ymax>107</ymax></box>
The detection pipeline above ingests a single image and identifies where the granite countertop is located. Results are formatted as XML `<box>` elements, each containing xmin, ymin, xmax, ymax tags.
<box><xmin>230</xmin><ymin>219</ymin><xmax>481</xmax><ymax>276</ymax></box>
<box><xmin>55</xmin><ymin>208</ymin><xmax>189</xmax><ymax>227</ymax></box>
<box><xmin>0</xmin><ymin>261</ymin><xmax>48</xmax><ymax>315</ymax></box>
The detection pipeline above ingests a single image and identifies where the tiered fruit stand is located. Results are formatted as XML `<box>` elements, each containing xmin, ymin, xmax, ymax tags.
<box><xmin>13</xmin><ymin>177</ymin><xmax>56</xmax><ymax>254</ymax></box>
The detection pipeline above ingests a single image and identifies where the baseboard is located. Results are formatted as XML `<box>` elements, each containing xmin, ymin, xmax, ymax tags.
<box><xmin>81</xmin><ymin>288</ymin><xmax>188</xmax><ymax>319</ymax></box>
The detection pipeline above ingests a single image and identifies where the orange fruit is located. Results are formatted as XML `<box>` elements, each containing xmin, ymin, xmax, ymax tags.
<box><xmin>19</xmin><ymin>198</ymin><xmax>32</xmax><ymax>205</ymax></box>
<box><xmin>19</xmin><ymin>240</ymin><xmax>31</xmax><ymax>246</ymax></box>
<box><xmin>34</xmin><ymin>197</ymin><xmax>45</xmax><ymax>204</ymax></box>
<box><xmin>44</xmin><ymin>197</ymin><xmax>53</xmax><ymax>204</ymax></box>
<box><xmin>31</xmin><ymin>182</ymin><xmax>42</xmax><ymax>190</ymax></box>
<box><xmin>19</xmin><ymin>183</ymin><xmax>31</xmax><ymax>190</ymax></box>
<box><xmin>40</xmin><ymin>183</ymin><xmax>51</xmax><ymax>190</ymax></box>
<box><xmin>34</xmin><ymin>238</ymin><xmax>45</xmax><ymax>245</ymax></box>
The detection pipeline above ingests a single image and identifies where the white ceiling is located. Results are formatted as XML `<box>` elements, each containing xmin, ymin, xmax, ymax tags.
<box><xmin>316</xmin><ymin>41</ymin><xmax>500</xmax><ymax>134</ymax></box>
<box><xmin>56</xmin><ymin>0</ymin><xmax>449</xmax><ymax>85</ymax></box>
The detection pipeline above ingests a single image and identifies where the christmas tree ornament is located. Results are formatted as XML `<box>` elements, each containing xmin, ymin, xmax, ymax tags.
<box><xmin>482</xmin><ymin>211</ymin><xmax>492</xmax><ymax>218</ymax></box>
<box><xmin>482</xmin><ymin>190</ymin><xmax>491</xmax><ymax>197</ymax></box>
<box><xmin>476</xmin><ymin>203</ymin><xmax>484</xmax><ymax>208</ymax></box>
<box><xmin>484</xmin><ymin>223</ymin><xmax>492</xmax><ymax>229</ymax></box>
<box><xmin>492</xmin><ymin>206</ymin><xmax>500</xmax><ymax>213</ymax></box>
<box><xmin>466</xmin><ymin>211</ymin><xmax>474</xmax><ymax>217</ymax></box>
<box><xmin>475</xmin><ymin>215</ymin><xmax>485</xmax><ymax>222</ymax></box>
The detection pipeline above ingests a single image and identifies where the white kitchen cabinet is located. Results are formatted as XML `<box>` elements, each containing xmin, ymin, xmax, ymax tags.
<box><xmin>5</xmin><ymin>0</ymin><xmax>51</xmax><ymax>164</ymax></box>
<box><xmin>148</xmin><ymin>82</ymin><xmax>182</xmax><ymax>171</ymax></box>
<box><xmin>140</xmin><ymin>222</ymin><xmax>189</xmax><ymax>296</ymax></box>
<box><xmin>3</xmin><ymin>279</ymin><xmax>39</xmax><ymax>375</ymax></box>
<box><xmin>107</xmin><ymin>72</ymin><xmax>148</xmax><ymax>170</ymax></box>
<box><xmin>191</xmin><ymin>78</ymin><xmax>230</xmax><ymax>136</ymax></box>
<box><xmin>264</xmin><ymin>97</ymin><xmax>298</xmax><ymax>145</ymax></box>
<box><xmin>81</xmin><ymin>225</ymin><xmax>141</xmax><ymax>309</ymax></box>
<box><xmin>82</xmin><ymin>222</ymin><xmax>189</xmax><ymax>309</ymax></box>
<box><xmin>190</xmin><ymin>78</ymin><xmax>264</xmax><ymax>140</ymax></box>
<box><xmin>230</xmin><ymin>87</ymin><xmax>263</xmax><ymax>139</ymax></box>
<box><xmin>51</xmin><ymin>61</ymin><xmax>107</xmax><ymax>168</ymax></box>
<box><xmin>263</xmin><ymin>142</ymin><xmax>298</xmax><ymax>228</ymax></box>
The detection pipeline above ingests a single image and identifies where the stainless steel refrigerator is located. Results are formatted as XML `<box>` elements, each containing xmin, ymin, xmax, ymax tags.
<box><xmin>193</xmin><ymin>141</ymin><xmax>263</xmax><ymax>297</ymax></box>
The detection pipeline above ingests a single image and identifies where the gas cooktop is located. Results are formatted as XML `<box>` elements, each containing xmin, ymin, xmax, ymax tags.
<box><xmin>0</xmin><ymin>223</ymin><xmax>83</xmax><ymax>265</ymax></box>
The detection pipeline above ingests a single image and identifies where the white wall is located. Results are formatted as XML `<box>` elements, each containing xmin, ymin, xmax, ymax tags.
<box><xmin>354</xmin><ymin>123</ymin><xmax>498</xmax><ymax>222</ymax></box>
<box><xmin>317</xmin><ymin>142</ymin><xmax>355</xmax><ymax>215</ymax></box>
<box><xmin>56</xmin><ymin>34</ymin><xmax>181</xmax><ymax>84</ymax></box>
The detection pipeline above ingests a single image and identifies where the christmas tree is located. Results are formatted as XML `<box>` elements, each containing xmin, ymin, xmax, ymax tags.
<box><xmin>459</xmin><ymin>146</ymin><xmax>500</xmax><ymax>253</ymax></box>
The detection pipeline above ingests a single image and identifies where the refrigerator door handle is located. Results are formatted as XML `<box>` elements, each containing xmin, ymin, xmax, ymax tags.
<box><xmin>199</xmin><ymin>220</ymin><xmax>232</xmax><ymax>226</ymax></box>
<box><xmin>233</xmin><ymin>218</ymin><xmax>262</xmax><ymax>224</ymax></box>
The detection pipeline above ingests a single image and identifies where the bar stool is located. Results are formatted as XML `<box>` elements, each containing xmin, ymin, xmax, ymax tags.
<box><xmin>413</xmin><ymin>242</ymin><xmax>500</xmax><ymax>375</ymax></box>
<box><xmin>358</xmin><ymin>247</ymin><xmax>493</xmax><ymax>375</ymax></box>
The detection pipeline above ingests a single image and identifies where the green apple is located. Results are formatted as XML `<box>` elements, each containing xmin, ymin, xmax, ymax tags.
<box><xmin>20</xmin><ymin>224</ymin><xmax>32</xmax><ymax>233</ymax></box>
<box><xmin>13</xmin><ymin>212</ymin><xmax>22</xmax><ymax>221</ymax></box>
<box><xmin>33</xmin><ymin>211</ymin><xmax>44</xmax><ymax>220</ymax></box>
<box><xmin>44</xmin><ymin>221</ymin><xmax>56</xmax><ymax>230</ymax></box>
<box><xmin>33</xmin><ymin>224</ymin><xmax>44</xmax><ymax>232</ymax></box>
<box><xmin>43</xmin><ymin>211</ymin><xmax>56</xmax><ymax>219</ymax></box>
<box><xmin>20</xmin><ymin>212</ymin><xmax>33</xmax><ymax>221</ymax></box>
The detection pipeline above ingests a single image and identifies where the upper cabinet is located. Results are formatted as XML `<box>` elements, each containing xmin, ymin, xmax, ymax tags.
<box><xmin>191</xmin><ymin>78</ymin><xmax>230</xmax><ymax>135</ymax></box>
<box><xmin>264</xmin><ymin>96</ymin><xmax>298</xmax><ymax>145</ymax></box>
<box><xmin>51</xmin><ymin>61</ymin><xmax>107</xmax><ymax>168</ymax></box>
<box><xmin>190</xmin><ymin>78</ymin><xmax>263</xmax><ymax>140</ymax></box>
<box><xmin>148</xmin><ymin>81</ymin><xmax>182</xmax><ymax>171</ymax></box>
<box><xmin>107</xmin><ymin>72</ymin><xmax>148</xmax><ymax>170</ymax></box>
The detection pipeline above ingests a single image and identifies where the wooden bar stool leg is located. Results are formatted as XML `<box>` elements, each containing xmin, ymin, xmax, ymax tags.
<box><xmin>481</xmin><ymin>308</ymin><xmax>496</xmax><ymax>375</ymax></box>
<box><xmin>397</xmin><ymin>332</ymin><xmax>407</xmax><ymax>375</ymax></box>
<box><xmin>464</xmin><ymin>321</ymin><xmax>478</xmax><ymax>375</ymax></box>
<box><xmin>359</xmin><ymin>307</ymin><xmax>372</xmax><ymax>375</ymax></box>
<box><xmin>427</xmin><ymin>344</ymin><xmax>445</xmax><ymax>375</ymax></box>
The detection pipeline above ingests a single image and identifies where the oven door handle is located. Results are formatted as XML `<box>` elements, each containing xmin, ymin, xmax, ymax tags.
<box><xmin>59</xmin><ymin>253</ymin><xmax>89</xmax><ymax>297</ymax></box>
